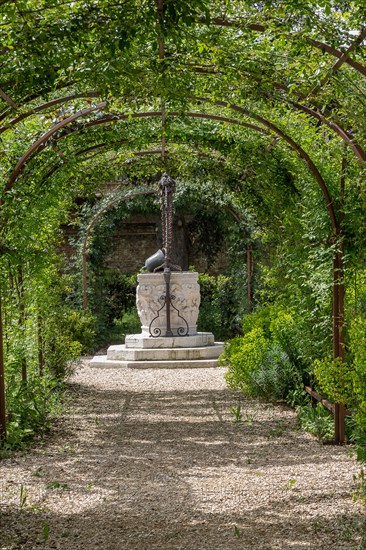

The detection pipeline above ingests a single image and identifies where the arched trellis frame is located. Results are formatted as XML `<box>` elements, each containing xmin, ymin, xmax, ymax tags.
<box><xmin>2</xmin><ymin>1</ymin><xmax>365</xmax><ymax>443</ymax></box>
<box><xmin>0</xmin><ymin>102</ymin><xmax>349</xmax><ymax>443</ymax></box>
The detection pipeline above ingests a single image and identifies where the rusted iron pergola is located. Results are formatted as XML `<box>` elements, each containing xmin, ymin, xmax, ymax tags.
<box><xmin>1</xmin><ymin>3</ymin><xmax>365</xmax><ymax>443</ymax></box>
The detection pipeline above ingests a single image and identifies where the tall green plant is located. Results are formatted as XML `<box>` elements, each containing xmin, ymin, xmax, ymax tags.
<box><xmin>222</xmin><ymin>307</ymin><xmax>303</xmax><ymax>400</ymax></box>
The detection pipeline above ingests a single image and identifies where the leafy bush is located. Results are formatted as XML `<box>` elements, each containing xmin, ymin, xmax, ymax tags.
<box><xmin>43</xmin><ymin>313</ymin><xmax>83</xmax><ymax>378</ymax></box>
<box><xmin>353</xmin><ymin>469</ymin><xmax>366</xmax><ymax>506</ymax></box>
<box><xmin>4</xmin><ymin>373</ymin><xmax>65</xmax><ymax>449</ymax></box>
<box><xmin>241</xmin><ymin>306</ymin><xmax>273</xmax><ymax>337</ymax></box>
<box><xmin>350</xmin><ymin>317</ymin><xmax>366</xmax><ymax>432</ymax></box>
<box><xmin>251</xmin><ymin>344</ymin><xmax>301</xmax><ymax>400</ymax></box>
<box><xmin>187</xmin><ymin>210</ymin><xmax>228</xmax><ymax>269</ymax></box>
<box><xmin>102</xmin><ymin>272</ymin><xmax>138</xmax><ymax>320</ymax></box>
<box><xmin>0</xmin><ymin>262</ymin><xmax>95</xmax><ymax>451</ymax></box>
<box><xmin>197</xmin><ymin>273</ymin><xmax>239</xmax><ymax>340</ymax></box>
<box><xmin>222</xmin><ymin>328</ymin><xmax>269</xmax><ymax>393</ymax></box>
<box><xmin>313</xmin><ymin>357</ymin><xmax>354</xmax><ymax>405</ymax></box>
<box><xmin>288</xmin><ymin>387</ymin><xmax>341</xmax><ymax>443</ymax></box>
<box><xmin>241</xmin><ymin>306</ymin><xmax>307</xmax><ymax>371</ymax></box>
<box><xmin>89</xmin><ymin>270</ymin><xmax>138</xmax><ymax>346</ymax></box>
<box><xmin>113</xmin><ymin>307</ymin><xmax>141</xmax><ymax>341</ymax></box>
<box><xmin>295</xmin><ymin>401</ymin><xmax>334</xmax><ymax>442</ymax></box>
<box><xmin>345</xmin><ymin>317</ymin><xmax>366</xmax><ymax>461</ymax></box>
<box><xmin>286</xmin><ymin>386</ymin><xmax>309</xmax><ymax>408</ymax></box>
<box><xmin>312</xmin><ymin>317</ymin><xmax>366</xmax><ymax>454</ymax></box>
<box><xmin>222</xmin><ymin>305</ymin><xmax>305</xmax><ymax>400</ymax></box>
<box><xmin>64</xmin><ymin>310</ymin><xmax>96</xmax><ymax>354</ymax></box>
<box><xmin>222</xmin><ymin>321</ymin><xmax>301</xmax><ymax>400</ymax></box>
<box><xmin>348</xmin><ymin>416</ymin><xmax>366</xmax><ymax>463</ymax></box>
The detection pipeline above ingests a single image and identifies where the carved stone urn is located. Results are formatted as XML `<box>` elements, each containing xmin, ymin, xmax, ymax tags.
<box><xmin>136</xmin><ymin>272</ymin><xmax>200</xmax><ymax>337</ymax></box>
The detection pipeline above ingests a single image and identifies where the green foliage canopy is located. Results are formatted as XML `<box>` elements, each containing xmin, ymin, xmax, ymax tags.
<box><xmin>1</xmin><ymin>0</ymin><xmax>366</xmax><ymax>446</ymax></box>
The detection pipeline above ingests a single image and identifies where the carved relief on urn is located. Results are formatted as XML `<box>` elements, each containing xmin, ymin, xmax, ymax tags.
<box><xmin>136</xmin><ymin>272</ymin><xmax>200</xmax><ymax>336</ymax></box>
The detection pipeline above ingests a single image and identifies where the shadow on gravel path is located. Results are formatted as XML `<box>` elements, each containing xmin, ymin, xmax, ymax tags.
<box><xmin>1</xmin><ymin>363</ymin><xmax>365</xmax><ymax>549</ymax></box>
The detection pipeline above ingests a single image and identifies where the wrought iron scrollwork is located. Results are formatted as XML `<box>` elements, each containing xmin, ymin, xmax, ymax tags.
<box><xmin>170</xmin><ymin>294</ymin><xmax>189</xmax><ymax>336</ymax></box>
<box><xmin>148</xmin><ymin>293</ymin><xmax>166</xmax><ymax>338</ymax></box>
<box><xmin>148</xmin><ymin>288</ymin><xmax>189</xmax><ymax>338</ymax></box>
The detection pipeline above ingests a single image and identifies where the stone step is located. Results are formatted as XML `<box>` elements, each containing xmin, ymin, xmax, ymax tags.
<box><xmin>107</xmin><ymin>342</ymin><xmax>224</xmax><ymax>361</ymax></box>
<box><xmin>125</xmin><ymin>332</ymin><xmax>215</xmax><ymax>349</ymax></box>
<box><xmin>89</xmin><ymin>356</ymin><xmax>222</xmax><ymax>369</ymax></box>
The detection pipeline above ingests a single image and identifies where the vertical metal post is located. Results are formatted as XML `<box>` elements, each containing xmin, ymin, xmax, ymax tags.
<box><xmin>158</xmin><ymin>173</ymin><xmax>181</xmax><ymax>337</ymax></box>
<box><xmin>164</xmin><ymin>184</ymin><xmax>171</xmax><ymax>266</ymax></box>
<box><xmin>333</xmin><ymin>248</ymin><xmax>346</xmax><ymax>444</ymax></box>
<box><xmin>247</xmin><ymin>243</ymin><xmax>252</xmax><ymax>313</ymax></box>
<box><xmin>333</xmin><ymin>154</ymin><xmax>347</xmax><ymax>444</ymax></box>
<box><xmin>0</xmin><ymin>289</ymin><xmax>7</xmax><ymax>441</ymax></box>
<box><xmin>164</xmin><ymin>269</ymin><xmax>173</xmax><ymax>337</ymax></box>
<box><xmin>163</xmin><ymin>180</ymin><xmax>173</xmax><ymax>337</ymax></box>
<box><xmin>82</xmin><ymin>251</ymin><xmax>87</xmax><ymax>309</ymax></box>
<box><xmin>332</xmin><ymin>254</ymin><xmax>345</xmax><ymax>444</ymax></box>
<box><xmin>37</xmin><ymin>312</ymin><xmax>44</xmax><ymax>377</ymax></box>
<box><xmin>333</xmin><ymin>252</ymin><xmax>341</xmax><ymax>444</ymax></box>
<box><xmin>332</xmin><ymin>253</ymin><xmax>340</xmax><ymax>359</ymax></box>
<box><xmin>18</xmin><ymin>266</ymin><xmax>27</xmax><ymax>384</ymax></box>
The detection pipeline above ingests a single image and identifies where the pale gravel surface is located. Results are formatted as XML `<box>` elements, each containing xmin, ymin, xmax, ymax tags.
<box><xmin>1</xmin><ymin>359</ymin><xmax>365</xmax><ymax>549</ymax></box>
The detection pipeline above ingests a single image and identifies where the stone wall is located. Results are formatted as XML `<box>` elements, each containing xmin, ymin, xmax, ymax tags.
<box><xmin>62</xmin><ymin>214</ymin><xmax>229</xmax><ymax>275</ymax></box>
<box><xmin>103</xmin><ymin>214</ymin><xmax>229</xmax><ymax>274</ymax></box>
<box><xmin>104</xmin><ymin>215</ymin><xmax>160</xmax><ymax>273</ymax></box>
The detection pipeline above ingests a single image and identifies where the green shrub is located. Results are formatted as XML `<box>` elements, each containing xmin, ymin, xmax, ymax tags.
<box><xmin>4</xmin><ymin>373</ymin><xmax>64</xmax><ymax>449</ymax></box>
<box><xmin>113</xmin><ymin>307</ymin><xmax>141</xmax><ymax>341</ymax></box>
<box><xmin>64</xmin><ymin>310</ymin><xmax>96</xmax><ymax>353</ymax></box>
<box><xmin>313</xmin><ymin>356</ymin><xmax>354</xmax><ymax>405</ymax></box>
<box><xmin>43</xmin><ymin>315</ymin><xmax>83</xmax><ymax>378</ymax></box>
<box><xmin>295</xmin><ymin>401</ymin><xmax>334</xmax><ymax>442</ymax></box>
<box><xmin>348</xmin><ymin>416</ymin><xmax>366</xmax><ymax>463</ymax></box>
<box><xmin>311</xmin><ymin>317</ymin><xmax>366</xmax><ymax>452</ymax></box>
<box><xmin>343</xmin><ymin>317</ymin><xmax>366</xmax><ymax>461</ymax></box>
<box><xmin>222</xmin><ymin>328</ymin><xmax>269</xmax><ymax>394</ymax></box>
<box><xmin>286</xmin><ymin>385</ymin><xmax>309</xmax><ymax>408</ymax></box>
<box><xmin>350</xmin><ymin>317</ymin><xmax>366</xmax><ymax>432</ymax></box>
<box><xmin>289</xmin><ymin>388</ymin><xmax>336</xmax><ymax>443</ymax></box>
<box><xmin>222</xmin><ymin>331</ymin><xmax>300</xmax><ymax>400</ymax></box>
<box><xmin>222</xmin><ymin>307</ymin><xmax>303</xmax><ymax>401</ymax></box>
<box><xmin>88</xmin><ymin>270</ymin><xmax>138</xmax><ymax>346</ymax></box>
<box><xmin>0</xmin><ymin>265</ymin><xmax>92</xmax><ymax>451</ymax></box>
<box><xmin>251</xmin><ymin>344</ymin><xmax>301</xmax><ymax>400</ymax></box>
<box><xmin>198</xmin><ymin>273</ymin><xmax>238</xmax><ymax>340</ymax></box>
<box><xmin>269</xmin><ymin>309</ymin><xmax>300</xmax><ymax>365</ymax></box>
<box><xmin>353</xmin><ymin>469</ymin><xmax>366</xmax><ymax>506</ymax></box>
<box><xmin>241</xmin><ymin>306</ymin><xmax>308</xmax><ymax>374</ymax></box>
<box><xmin>103</xmin><ymin>272</ymin><xmax>137</xmax><ymax>320</ymax></box>
<box><xmin>242</xmin><ymin>306</ymin><xmax>273</xmax><ymax>338</ymax></box>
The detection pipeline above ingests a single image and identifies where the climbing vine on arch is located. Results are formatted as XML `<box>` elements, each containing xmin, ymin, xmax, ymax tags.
<box><xmin>0</xmin><ymin>0</ymin><xmax>366</xmax><ymax>448</ymax></box>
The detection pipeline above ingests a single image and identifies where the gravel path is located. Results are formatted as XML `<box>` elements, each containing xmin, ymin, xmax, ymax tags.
<box><xmin>1</xmin><ymin>360</ymin><xmax>365</xmax><ymax>549</ymax></box>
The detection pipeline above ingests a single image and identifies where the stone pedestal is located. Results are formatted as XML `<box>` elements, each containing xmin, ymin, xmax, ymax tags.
<box><xmin>136</xmin><ymin>271</ymin><xmax>200</xmax><ymax>336</ymax></box>
<box><xmin>90</xmin><ymin>271</ymin><xmax>223</xmax><ymax>369</ymax></box>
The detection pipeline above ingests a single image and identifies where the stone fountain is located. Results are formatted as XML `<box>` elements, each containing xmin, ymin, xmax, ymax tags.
<box><xmin>90</xmin><ymin>174</ymin><xmax>223</xmax><ymax>368</ymax></box>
